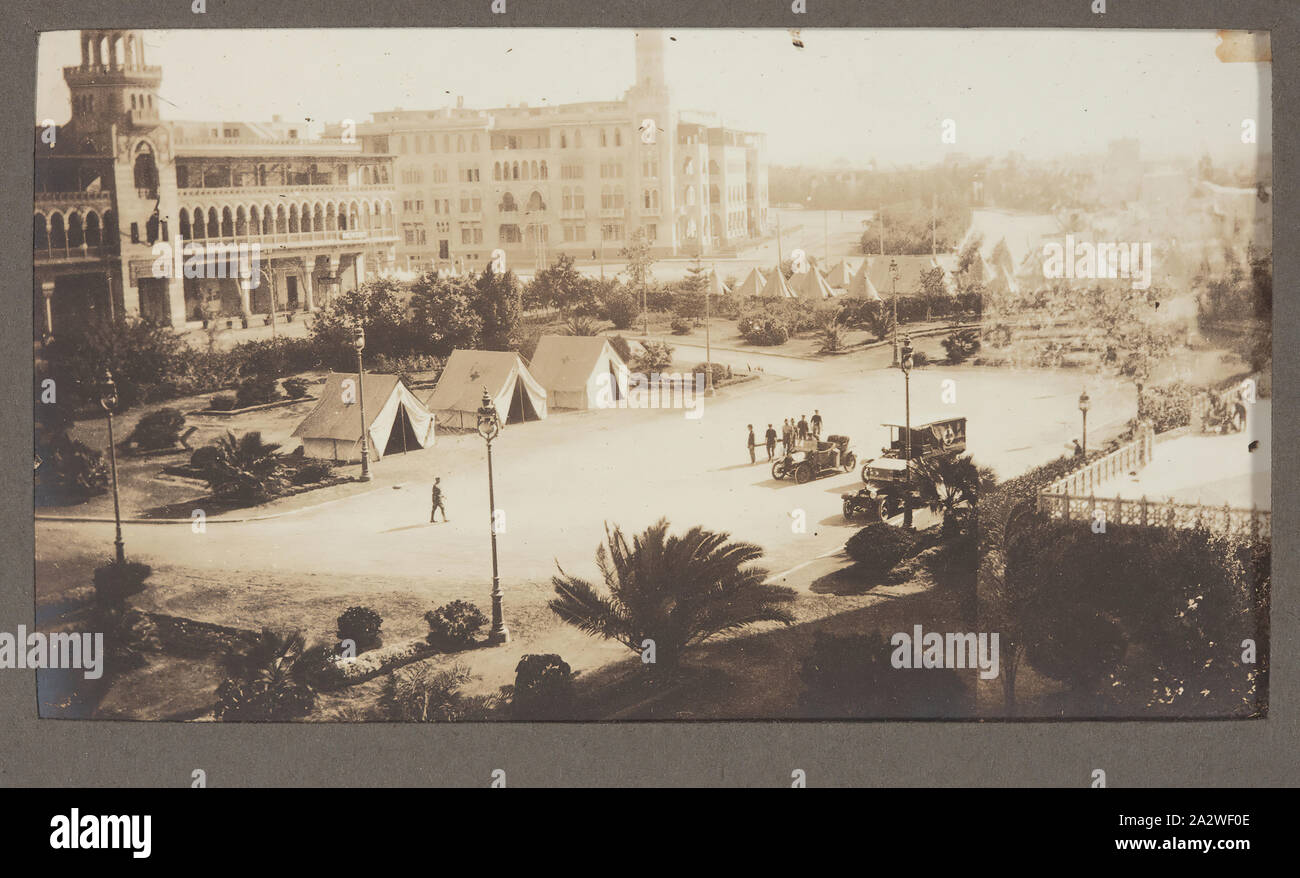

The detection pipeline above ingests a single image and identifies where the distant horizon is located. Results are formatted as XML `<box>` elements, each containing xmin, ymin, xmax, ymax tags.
<box><xmin>36</xmin><ymin>28</ymin><xmax>1270</xmax><ymax>167</ymax></box>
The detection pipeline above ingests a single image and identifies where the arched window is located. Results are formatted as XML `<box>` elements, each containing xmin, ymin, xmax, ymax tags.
<box><xmin>457</xmin><ymin>135</ymin><xmax>465</xmax><ymax>152</ymax></box>
<box><xmin>68</xmin><ymin>213</ymin><xmax>84</xmax><ymax>248</ymax></box>
<box><xmin>49</xmin><ymin>213</ymin><xmax>66</xmax><ymax>249</ymax></box>
<box><xmin>527</xmin><ymin>191</ymin><xmax>545</xmax><ymax>211</ymax></box>
<box><xmin>540</xmin><ymin>161</ymin><xmax>548</xmax><ymax>180</ymax></box>
<box><xmin>644</xmin><ymin>190</ymin><xmax>651</xmax><ymax>209</ymax></box>
<box><xmin>560</xmin><ymin>133</ymin><xmax>567</xmax><ymax>148</ymax></box>
<box><xmin>500</xmin><ymin>192</ymin><xmax>517</xmax><ymax>212</ymax></box>
<box><xmin>683</xmin><ymin>157</ymin><xmax>695</xmax><ymax>175</ymax></box>
<box><xmin>600</xmin><ymin>129</ymin><xmax>608</xmax><ymax>147</ymax></box>
<box><xmin>562</xmin><ymin>187</ymin><xmax>572</xmax><ymax>210</ymax></box>
<box><xmin>133</xmin><ymin>144</ymin><xmax>159</xmax><ymax>194</ymax></box>
<box><xmin>512</xmin><ymin>162</ymin><xmax>520</xmax><ymax>180</ymax></box>
<box><xmin>85</xmin><ymin>211</ymin><xmax>101</xmax><ymax>246</ymax></box>
<box><xmin>222</xmin><ymin>207</ymin><xmax>234</xmax><ymax>237</ymax></box>
<box><xmin>178</xmin><ymin>208</ymin><xmax>191</xmax><ymax>239</ymax></box>
<box><xmin>614</xmin><ymin>128</ymin><xmax>622</xmax><ymax>146</ymax></box>
<box><xmin>33</xmin><ymin>214</ymin><xmax>48</xmax><ymax>252</ymax></box>
<box><xmin>530</xmin><ymin>161</ymin><xmax>538</xmax><ymax>179</ymax></box>
<box><xmin>208</xmin><ymin>207</ymin><xmax>220</xmax><ymax>237</ymax></box>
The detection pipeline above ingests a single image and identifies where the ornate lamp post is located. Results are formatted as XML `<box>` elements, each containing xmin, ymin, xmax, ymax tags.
<box><xmin>353</xmin><ymin>326</ymin><xmax>373</xmax><ymax>481</ymax></box>
<box><xmin>476</xmin><ymin>387</ymin><xmax>509</xmax><ymax>644</ymax></box>
<box><xmin>1078</xmin><ymin>389</ymin><xmax>1091</xmax><ymax>456</ymax></box>
<box><xmin>99</xmin><ymin>369</ymin><xmax>125</xmax><ymax>564</ymax></box>
<box><xmin>900</xmin><ymin>335</ymin><xmax>914</xmax><ymax>528</ymax></box>
<box><xmin>890</xmin><ymin>258</ymin><xmax>901</xmax><ymax>367</ymax></box>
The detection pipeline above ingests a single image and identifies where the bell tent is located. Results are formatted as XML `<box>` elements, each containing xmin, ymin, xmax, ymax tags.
<box><xmin>528</xmin><ymin>335</ymin><xmax>630</xmax><ymax>410</ymax></box>
<box><xmin>293</xmin><ymin>372</ymin><xmax>435</xmax><ymax>462</ymax></box>
<box><xmin>425</xmin><ymin>349</ymin><xmax>548</xmax><ymax>430</ymax></box>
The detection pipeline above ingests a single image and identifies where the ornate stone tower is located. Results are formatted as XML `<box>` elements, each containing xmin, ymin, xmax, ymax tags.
<box><xmin>63</xmin><ymin>29</ymin><xmax>183</xmax><ymax>323</ymax></box>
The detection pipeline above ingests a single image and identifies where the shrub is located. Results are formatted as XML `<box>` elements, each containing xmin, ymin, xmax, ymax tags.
<box><xmin>289</xmin><ymin>459</ymin><xmax>336</xmax><ymax>485</ymax></box>
<box><xmin>511</xmin><ymin>653</ymin><xmax>576</xmax><ymax>719</ymax></box>
<box><xmin>92</xmin><ymin>560</ymin><xmax>153</xmax><ymax>606</ymax></box>
<box><xmin>282</xmin><ymin>377</ymin><xmax>310</xmax><ymax>398</ymax></box>
<box><xmin>125</xmin><ymin>407</ymin><xmax>185</xmax><ymax>451</ymax></box>
<box><xmin>910</xmin><ymin>350</ymin><xmax>930</xmax><ymax>368</ymax></box>
<box><xmin>381</xmin><ymin>662</ymin><xmax>500</xmax><ymax>722</ymax></box>
<box><xmin>565</xmin><ymin>314</ymin><xmax>600</xmax><ymax>337</ymax></box>
<box><xmin>336</xmin><ymin>605</ymin><xmax>383</xmax><ymax>652</ymax></box>
<box><xmin>33</xmin><ymin>427</ymin><xmax>109</xmax><ymax>506</ymax></box>
<box><xmin>1138</xmin><ymin>381</ymin><xmax>1195</xmax><ymax>433</ymax></box>
<box><xmin>209</xmin><ymin>393</ymin><xmax>237</xmax><ymax>411</ymax></box>
<box><xmin>216</xmin><ymin>629</ymin><xmax>316</xmax><ymax>721</ymax></box>
<box><xmin>692</xmin><ymin>362</ymin><xmax>727</xmax><ymax>386</ymax></box>
<box><xmin>603</xmin><ymin>289</ymin><xmax>641</xmax><ymax>330</ymax></box>
<box><xmin>941</xmin><ymin>328</ymin><xmax>981</xmax><ymax>364</ymax></box>
<box><xmin>798</xmin><ymin>631</ymin><xmax>970</xmax><ymax>718</ymax></box>
<box><xmin>235</xmin><ymin>373</ymin><xmax>281</xmax><ymax>408</ymax></box>
<box><xmin>845</xmin><ymin>522</ymin><xmax>919</xmax><ymax>576</ymax></box>
<box><xmin>670</xmin><ymin>317</ymin><xmax>692</xmax><ymax>335</ymax></box>
<box><xmin>424</xmin><ymin>600</ymin><xmax>489</xmax><ymax>650</ymax></box>
<box><xmin>738</xmin><ymin>315</ymin><xmax>790</xmax><ymax>346</ymax></box>
<box><xmin>631</xmin><ymin>340</ymin><xmax>674</xmax><ymax>374</ymax></box>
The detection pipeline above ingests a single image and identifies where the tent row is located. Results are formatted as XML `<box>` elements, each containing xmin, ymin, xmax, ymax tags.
<box><xmin>719</xmin><ymin>253</ymin><xmax>1018</xmax><ymax>302</ymax></box>
<box><xmin>291</xmin><ymin>335</ymin><xmax>631</xmax><ymax>461</ymax></box>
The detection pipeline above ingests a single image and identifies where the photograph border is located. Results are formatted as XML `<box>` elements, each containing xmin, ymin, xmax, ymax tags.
<box><xmin>4</xmin><ymin>0</ymin><xmax>1295</xmax><ymax>786</ymax></box>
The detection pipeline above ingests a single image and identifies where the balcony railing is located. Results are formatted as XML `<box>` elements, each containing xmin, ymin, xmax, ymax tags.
<box><xmin>177</xmin><ymin>183</ymin><xmax>395</xmax><ymax>198</ymax></box>
<box><xmin>34</xmin><ymin>242</ymin><xmax>113</xmax><ymax>262</ymax></box>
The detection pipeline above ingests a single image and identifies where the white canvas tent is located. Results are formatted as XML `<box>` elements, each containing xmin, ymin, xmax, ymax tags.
<box><xmin>425</xmin><ymin>349</ymin><xmax>547</xmax><ymax>430</ymax></box>
<box><xmin>707</xmin><ymin>269</ymin><xmax>731</xmax><ymax>298</ymax></box>
<box><xmin>791</xmin><ymin>266</ymin><xmax>841</xmax><ymax>299</ymax></box>
<box><xmin>758</xmin><ymin>266</ymin><xmax>797</xmax><ymax>299</ymax></box>
<box><xmin>292</xmin><ymin>372</ymin><xmax>435</xmax><ymax>462</ymax></box>
<box><xmin>529</xmin><ymin>335</ymin><xmax>630</xmax><ymax>410</ymax></box>
<box><xmin>734</xmin><ymin>267</ymin><xmax>767</xmax><ymax>297</ymax></box>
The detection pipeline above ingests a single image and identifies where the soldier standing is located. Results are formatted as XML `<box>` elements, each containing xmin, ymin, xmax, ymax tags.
<box><xmin>430</xmin><ymin>477</ymin><xmax>449</xmax><ymax>523</ymax></box>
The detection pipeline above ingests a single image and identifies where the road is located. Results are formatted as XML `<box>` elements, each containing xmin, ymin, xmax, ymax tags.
<box><xmin>37</xmin><ymin>360</ymin><xmax>1141</xmax><ymax>628</ymax></box>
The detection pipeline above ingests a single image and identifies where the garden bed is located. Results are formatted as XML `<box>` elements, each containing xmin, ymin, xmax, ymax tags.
<box><xmin>187</xmin><ymin>395</ymin><xmax>317</xmax><ymax>417</ymax></box>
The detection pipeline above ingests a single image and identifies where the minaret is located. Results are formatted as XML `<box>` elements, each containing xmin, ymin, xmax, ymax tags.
<box><xmin>631</xmin><ymin>30</ymin><xmax>668</xmax><ymax>100</ymax></box>
<box><xmin>65</xmin><ymin>30</ymin><xmax>162</xmax><ymax>130</ymax></box>
<box><xmin>65</xmin><ymin>30</ymin><xmax>183</xmax><ymax>325</ymax></box>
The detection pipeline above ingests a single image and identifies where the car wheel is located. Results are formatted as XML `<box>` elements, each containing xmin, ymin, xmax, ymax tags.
<box><xmin>843</xmin><ymin>452</ymin><xmax>857</xmax><ymax>472</ymax></box>
<box><xmin>861</xmin><ymin>462</ymin><xmax>872</xmax><ymax>483</ymax></box>
<box><xmin>771</xmin><ymin>461</ymin><xmax>786</xmax><ymax>480</ymax></box>
<box><xmin>842</xmin><ymin>498</ymin><xmax>855</xmax><ymax>520</ymax></box>
<box><xmin>795</xmin><ymin>463</ymin><xmax>813</xmax><ymax>484</ymax></box>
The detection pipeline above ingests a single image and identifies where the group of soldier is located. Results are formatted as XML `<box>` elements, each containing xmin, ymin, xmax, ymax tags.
<box><xmin>747</xmin><ymin>410</ymin><xmax>824</xmax><ymax>463</ymax></box>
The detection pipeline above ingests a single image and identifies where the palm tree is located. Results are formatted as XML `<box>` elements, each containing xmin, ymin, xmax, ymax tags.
<box><xmin>549</xmin><ymin>519</ymin><xmax>797</xmax><ymax>674</ymax></box>
<box><xmin>216</xmin><ymin>628</ymin><xmax>315</xmax><ymax>721</ymax></box>
<box><xmin>862</xmin><ymin>301</ymin><xmax>896</xmax><ymax>343</ymax></box>
<box><xmin>913</xmin><ymin>454</ymin><xmax>997</xmax><ymax>533</ymax></box>
<box><xmin>203</xmin><ymin>430</ymin><xmax>286</xmax><ymax>503</ymax></box>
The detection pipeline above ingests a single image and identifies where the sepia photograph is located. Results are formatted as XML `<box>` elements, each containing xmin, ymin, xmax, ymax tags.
<box><xmin>29</xmin><ymin>26</ymin><xmax>1272</xmax><ymax>723</ymax></box>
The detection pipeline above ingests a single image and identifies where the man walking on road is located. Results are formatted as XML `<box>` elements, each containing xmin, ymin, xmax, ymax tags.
<box><xmin>811</xmin><ymin>410</ymin><xmax>823</xmax><ymax>439</ymax></box>
<box><xmin>430</xmin><ymin>477</ymin><xmax>449</xmax><ymax>523</ymax></box>
<box><xmin>746</xmin><ymin>424</ymin><xmax>757</xmax><ymax>464</ymax></box>
<box><xmin>764</xmin><ymin>424</ymin><xmax>778</xmax><ymax>460</ymax></box>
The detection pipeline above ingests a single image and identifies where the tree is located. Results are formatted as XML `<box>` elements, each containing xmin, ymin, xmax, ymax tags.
<box><xmin>216</xmin><ymin>629</ymin><xmax>316</xmax><ymax>721</ymax></box>
<box><xmin>620</xmin><ymin>227</ymin><xmax>656</xmax><ymax>293</ymax></box>
<box><xmin>861</xmin><ymin>300</ymin><xmax>896</xmax><ymax>343</ymax></box>
<box><xmin>912</xmin><ymin>453</ymin><xmax>996</xmax><ymax>534</ymax></box>
<box><xmin>309</xmin><ymin>278</ymin><xmax>411</xmax><ymax>369</ymax></box>
<box><xmin>473</xmin><ymin>265</ymin><xmax>522</xmax><ymax>350</ymax></box>
<box><xmin>549</xmin><ymin>519</ymin><xmax>797</xmax><ymax>674</ymax></box>
<box><xmin>201</xmin><ymin>430</ymin><xmax>287</xmax><ymax>504</ymax></box>
<box><xmin>409</xmin><ymin>272</ymin><xmax>484</xmax><ymax>355</ymax></box>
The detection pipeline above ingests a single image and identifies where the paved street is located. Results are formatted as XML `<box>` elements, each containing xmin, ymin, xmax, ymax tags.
<box><xmin>37</xmin><ymin>358</ymin><xmax>1139</xmax><ymax>632</ymax></box>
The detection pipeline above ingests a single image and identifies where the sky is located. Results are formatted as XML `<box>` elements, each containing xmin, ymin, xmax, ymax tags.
<box><xmin>35</xmin><ymin>28</ymin><xmax>1271</xmax><ymax>167</ymax></box>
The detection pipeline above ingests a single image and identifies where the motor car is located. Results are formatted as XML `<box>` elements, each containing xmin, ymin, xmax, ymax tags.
<box><xmin>772</xmin><ymin>434</ymin><xmax>857</xmax><ymax>484</ymax></box>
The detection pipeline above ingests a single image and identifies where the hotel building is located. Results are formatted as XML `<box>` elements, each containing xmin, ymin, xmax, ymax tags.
<box><xmin>33</xmin><ymin>29</ymin><xmax>399</xmax><ymax>337</ymax></box>
<box><xmin>354</xmin><ymin>30</ymin><xmax>770</xmax><ymax>273</ymax></box>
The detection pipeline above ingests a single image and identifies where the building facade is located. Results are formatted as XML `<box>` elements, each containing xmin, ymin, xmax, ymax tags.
<box><xmin>34</xmin><ymin>29</ymin><xmax>399</xmax><ymax>337</ymax></box>
<box><xmin>355</xmin><ymin>30</ymin><xmax>769</xmax><ymax>273</ymax></box>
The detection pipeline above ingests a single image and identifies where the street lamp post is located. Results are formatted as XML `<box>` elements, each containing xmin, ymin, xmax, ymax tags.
<box><xmin>99</xmin><ymin>369</ymin><xmax>125</xmax><ymax>564</ymax></box>
<box><xmin>353</xmin><ymin>326</ymin><xmax>373</xmax><ymax>481</ymax></box>
<box><xmin>900</xmin><ymin>335</ymin><xmax>914</xmax><ymax>528</ymax></box>
<box><xmin>1078</xmin><ymin>389</ymin><xmax>1091</xmax><ymax>456</ymax></box>
<box><xmin>890</xmin><ymin>258</ymin><xmax>901</xmax><ymax>367</ymax></box>
<box><xmin>476</xmin><ymin>387</ymin><xmax>509</xmax><ymax>644</ymax></box>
